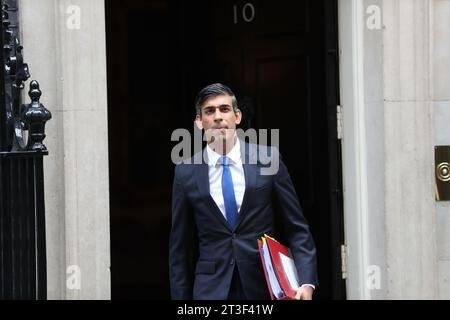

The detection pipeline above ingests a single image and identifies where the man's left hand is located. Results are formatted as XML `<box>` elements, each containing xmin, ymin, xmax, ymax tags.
<box><xmin>294</xmin><ymin>285</ymin><xmax>314</xmax><ymax>300</ymax></box>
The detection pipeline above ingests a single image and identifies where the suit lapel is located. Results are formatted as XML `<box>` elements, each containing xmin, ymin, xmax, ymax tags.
<box><xmin>195</xmin><ymin>160</ymin><xmax>232</xmax><ymax>232</ymax></box>
<box><xmin>235</xmin><ymin>163</ymin><xmax>256</xmax><ymax>228</ymax></box>
<box><xmin>235</xmin><ymin>142</ymin><xmax>257</xmax><ymax>230</ymax></box>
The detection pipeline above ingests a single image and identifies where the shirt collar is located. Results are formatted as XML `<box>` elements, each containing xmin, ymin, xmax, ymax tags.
<box><xmin>206</xmin><ymin>138</ymin><xmax>241</xmax><ymax>167</ymax></box>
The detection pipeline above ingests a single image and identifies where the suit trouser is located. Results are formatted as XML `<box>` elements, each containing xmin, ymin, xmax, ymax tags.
<box><xmin>227</xmin><ymin>266</ymin><xmax>247</xmax><ymax>300</ymax></box>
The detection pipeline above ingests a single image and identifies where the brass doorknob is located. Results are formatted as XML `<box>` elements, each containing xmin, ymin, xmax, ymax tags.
<box><xmin>436</xmin><ymin>162</ymin><xmax>450</xmax><ymax>182</ymax></box>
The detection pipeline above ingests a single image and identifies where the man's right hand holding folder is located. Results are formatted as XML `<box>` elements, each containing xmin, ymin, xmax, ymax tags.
<box><xmin>258</xmin><ymin>235</ymin><xmax>315</xmax><ymax>300</ymax></box>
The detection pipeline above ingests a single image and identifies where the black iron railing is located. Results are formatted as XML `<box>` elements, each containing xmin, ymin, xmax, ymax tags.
<box><xmin>0</xmin><ymin>0</ymin><xmax>51</xmax><ymax>299</ymax></box>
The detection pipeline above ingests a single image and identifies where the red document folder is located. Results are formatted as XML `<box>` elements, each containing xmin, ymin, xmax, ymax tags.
<box><xmin>257</xmin><ymin>239</ymin><xmax>276</xmax><ymax>300</ymax></box>
<box><xmin>258</xmin><ymin>235</ymin><xmax>300</xmax><ymax>300</ymax></box>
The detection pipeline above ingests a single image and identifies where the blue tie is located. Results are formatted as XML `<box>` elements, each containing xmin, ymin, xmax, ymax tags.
<box><xmin>221</xmin><ymin>156</ymin><xmax>239</xmax><ymax>229</ymax></box>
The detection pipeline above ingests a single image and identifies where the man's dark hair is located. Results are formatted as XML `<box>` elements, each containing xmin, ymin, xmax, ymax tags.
<box><xmin>195</xmin><ymin>83</ymin><xmax>239</xmax><ymax>115</ymax></box>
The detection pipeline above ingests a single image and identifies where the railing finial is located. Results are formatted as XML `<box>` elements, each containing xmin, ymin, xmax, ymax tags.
<box><xmin>22</xmin><ymin>80</ymin><xmax>52</xmax><ymax>151</ymax></box>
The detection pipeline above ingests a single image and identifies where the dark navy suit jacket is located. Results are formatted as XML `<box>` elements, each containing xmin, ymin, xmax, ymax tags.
<box><xmin>169</xmin><ymin>141</ymin><xmax>318</xmax><ymax>300</ymax></box>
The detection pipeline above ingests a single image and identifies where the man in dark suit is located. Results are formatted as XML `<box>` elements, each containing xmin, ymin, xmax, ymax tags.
<box><xmin>169</xmin><ymin>83</ymin><xmax>318</xmax><ymax>300</ymax></box>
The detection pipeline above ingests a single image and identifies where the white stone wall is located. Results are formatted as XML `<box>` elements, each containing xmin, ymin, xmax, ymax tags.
<box><xmin>383</xmin><ymin>0</ymin><xmax>437</xmax><ymax>299</ymax></box>
<box><xmin>19</xmin><ymin>0</ymin><xmax>110</xmax><ymax>299</ymax></box>
<box><xmin>433</xmin><ymin>0</ymin><xmax>450</xmax><ymax>300</ymax></box>
<box><xmin>341</xmin><ymin>0</ymin><xmax>444</xmax><ymax>299</ymax></box>
<box><xmin>363</xmin><ymin>0</ymin><xmax>388</xmax><ymax>300</ymax></box>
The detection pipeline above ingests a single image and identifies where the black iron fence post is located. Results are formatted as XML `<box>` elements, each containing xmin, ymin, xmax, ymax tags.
<box><xmin>0</xmin><ymin>0</ymin><xmax>8</xmax><ymax>151</ymax></box>
<box><xmin>0</xmin><ymin>0</ymin><xmax>51</xmax><ymax>299</ymax></box>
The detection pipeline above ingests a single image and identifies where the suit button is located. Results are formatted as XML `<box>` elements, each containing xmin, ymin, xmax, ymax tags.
<box><xmin>232</xmin><ymin>233</ymin><xmax>236</xmax><ymax>239</ymax></box>
<box><xmin>230</xmin><ymin>259</ymin><xmax>235</xmax><ymax>265</ymax></box>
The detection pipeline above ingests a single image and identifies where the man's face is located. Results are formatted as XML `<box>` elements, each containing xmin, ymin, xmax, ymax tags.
<box><xmin>195</xmin><ymin>94</ymin><xmax>242</xmax><ymax>146</ymax></box>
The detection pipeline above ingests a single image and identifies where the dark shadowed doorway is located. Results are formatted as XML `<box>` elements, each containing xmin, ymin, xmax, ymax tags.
<box><xmin>105</xmin><ymin>0</ymin><xmax>345</xmax><ymax>299</ymax></box>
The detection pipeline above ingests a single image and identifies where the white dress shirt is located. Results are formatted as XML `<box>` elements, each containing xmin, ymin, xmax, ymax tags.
<box><xmin>206</xmin><ymin>138</ymin><xmax>246</xmax><ymax>219</ymax></box>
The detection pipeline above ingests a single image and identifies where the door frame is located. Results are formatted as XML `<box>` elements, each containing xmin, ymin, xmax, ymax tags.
<box><xmin>338</xmin><ymin>0</ymin><xmax>371</xmax><ymax>299</ymax></box>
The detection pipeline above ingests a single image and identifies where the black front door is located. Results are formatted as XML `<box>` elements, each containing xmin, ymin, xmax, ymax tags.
<box><xmin>106</xmin><ymin>0</ymin><xmax>345</xmax><ymax>300</ymax></box>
